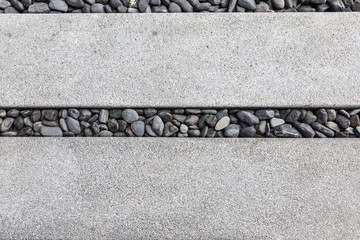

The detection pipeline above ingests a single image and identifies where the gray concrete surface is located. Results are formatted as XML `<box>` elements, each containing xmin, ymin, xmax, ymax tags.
<box><xmin>0</xmin><ymin>138</ymin><xmax>359</xmax><ymax>239</ymax></box>
<box><xmin>0</xmin><ymin>14</ymin><xmax>360</xmax><ymax>108</ymax></box>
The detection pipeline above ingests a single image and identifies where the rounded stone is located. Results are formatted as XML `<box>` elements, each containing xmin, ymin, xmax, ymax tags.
<box><xmin>240</xmin><ymin>126</ymin><xmax>256</xmax><ymax>137</ymax></box>
<box><xmin>215</xmin><ymin>116</ymin><xmax>230</xmax><ymax>131</ymax></box>
<box><xmin>237</xmin><ymin>0</ymin><xmax>256</xmax><ymax>10</ymax></box>
<box><xmin>325</xmin><ymin>121</ymin><xmax>341</xmax><ymax>132</ymax></box>
<box><xmin>152</xmin><ymin>116</ymin><xmax>164</xmax><ymax>136</ymax></box>
<box><xmin>0</xmin><ymin>117</ymin><xmax>14</xmax><ymax>132</ymax></box>
<box><xmin>109</xmin><ymin>109</ymin><xmax>122</xmax><ymax>119</ymax></box>
<box><xmin>224</xmin><ymin>124</ymin><xmax>240</xmax><ymax>137</ymax></box>
<box><xmin>185</xmin><ymin>115</ymin><xmax>199</xmax><ymax>126</ymax></box>
<box><xmin>188</xmin><ymin>129</ymin><xmax>201</xmax><ymax>137</ymax></box>
<box><xmin>99</xmin><ymin>130</ymin><xmax>113</xmax><ymax>137</ymax></box>
<box><xmin>7</xmin><ymin>109</ymin><xmax>20</xmax><ymax>118</ymax></box>
<box><xmin>91</xmin><ymin>3</ymin><xmax>104</xmax><ymax>12</ymax></box>
<box><xmin>49</xmin><ymin>0</ymin><xmax>68</xmax><ymax>11</ymax></box>
<box><xmin>99</xmin><ymin>109</ymin><xmax>109</xmax><ymax>124</ymax></box>
<box><xmin>66</xmin><ymin>117</ymin><xmax>81</xmax><ymax>134</ymax></box>
<box><xmin>122</xmin><ymin>109</ymin><xmax>139</xmax><ymax>124</ymax></box>
<box><xmin>68</xmin><ymin>108</ymin><xmax>80</xmax><ymax>119</ymax></box>
<box><xmin>131</xmin><ymin>121</ymin><xmax>145</xmax><ymax>137</ymax></box>
<box><xmin>272</xmin><ymin>0</ymin><xmax>284</xmax><ymax>9</ymax></box>
<box><xmin>270</xmin><ymin>118</ymin><xmax>285</xmax><ymax>128</ymax></box>
<box><xmin>40</xmin><ymin>126</ymin><xmax>63</xmax><ymax>137</ymax></box>
<box><xmin>294</xmin><ymin>122</ymin><xmax>315</xmax><ymax>138</ymax></box>
<box><xmin>180</xmin><ymin>124</ymin><xmax>188</xmax><ymax>134</ymax></box>
<box><xmin>236</xmin><ymin>111</ymin><xmax>259</xmax><ymax>126</ymax></box>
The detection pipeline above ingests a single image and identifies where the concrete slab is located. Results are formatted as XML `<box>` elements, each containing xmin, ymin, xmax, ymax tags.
<box><xmin>0</xmin><ymin>14</ymin><xmax>360</xmax><ymax>108</ymax></box>
<box><xmin>0</xmin><ymin>138</ymin><xmax>359</xmax><ymax>239</ymax></box>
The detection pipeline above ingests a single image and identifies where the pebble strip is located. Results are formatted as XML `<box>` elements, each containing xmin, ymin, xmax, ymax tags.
<box><xmin>0</xmin><ymin>0</ymin><xmax>358</xmax><ymax>13</ymax></box>
<box><xmin>0</xmin><ymin>108</ymin><xmax>360</xmax><ymax>138</ymax></box>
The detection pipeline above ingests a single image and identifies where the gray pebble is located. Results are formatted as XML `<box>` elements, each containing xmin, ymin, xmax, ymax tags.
<box><xmin>294</xmin><ymin>122</ymin><xmax>315</xmax><ymax>138</ymax></box>
<box><xmin>78</xmin><ymin>109</ymin><xmax>91</xmax><ymax>121</ymax></box>
<box><xmin>0</xmin><ymin>117</ymin><xmax>14</xmax><ymax>132</ymax></box>
<box><xmin>40</xmin><ymin>126</ymin><xmax>63</xmax><ymax>137</ymax></box>
<box><xmin>163</xmin><ymin>122</ymin><xmax>178</xmax><ymax>137</ymax></box>
<box><xmin>272</xmin><ymin>0</ymin><xmax>284</xmax><ymax>8</ymax></box>
<box><xmin>315</xmin><ymin>131</ymin><xmax>327</xmax><ymax>138</ymax></box>
<box><xmin>151</xmin><ymin>5</ymin><xmax>167</xmax><ymax>11</ymax></box>
<box><xmin>43</xmin><ymin>109</ymin><xmax>58</xmax><ymax>121</ymax></box>
<box><xmin>256</xmin><ymin>120</ymin><xmax>266</xmax><ymax>135</ymax></box>
<box><xmin>224</xmin><ymin>124</ymin><xmax>240</xmax><ymax>137</ymax></box>
<box><xmin>325</xmin><ymin>121</ymin><xmax>340</xmax><ymax>132</ymax></box>
<box><xmin>150</xmin><ymin>0</ymin><xmax>160</xmax><ymax>4</ymax></box>
<box><xmin>206</xmin><ymin>115</ymin><xmax>217</xmax><ymax>127</ymax></box>
<box><xmin>255</xmin><ymin>2</ymin><xmax>269</xmax><ymax>12</ymax></box>
<box><xmin>137</xmin><ymin>0</ymin><xmax>148</xmax><ymax>12</ymax></box>
<box><xmin>201</xmin><ymin>109</ymin><xmax>217</xmax><ymax>114</ymax></box>
<box><xmin>127</xmin><ymin>7</ymin><xmax>139</xmax><ymax>12</ymax></box>
<box><xmin>59</xmin><ymin>118</ymin><xmax>68</xmax><ymax>132</ymax></box>
<box><xmin>173</xmin><ymin>114</ymin><xmax>186</xmax><ymax>123</ymax></box>
<box><xmin>114</xmin><ymin>132</ymin><xmax>126</xmax><ymax>137</ymax></box>
<box><xmin>33</xmin><ymin>122</ymin><xmax>43</xmax><ymax>132</ymax></box>
<box><xmin>349</xmin><ymin>109</ymin><xmax>360</xmax><ymax>116</ymax></box>
<box><xmin>91</xmin><ymin>3</ymin><xmax>104</xmax><ymax>11</ymax></box>
<box><xmin>237</xmin><ymin>0</ymin><xmax>256</xmax><ymax>10</ymax></box>
<box><xmin>200</xmin><ymin>126</ymin><xmax>208</xmax><ymax>137</ymax></box>
<box><xmin>49</xmin><ymin>0</ymin><xmax>68</xmax><ymax>11</ymax></box>
<box><xmin>131</xmin><ymin>121</ymin><xmax>145</xmax><ymax>137</ymax></box>
<box><xmin>9</xmin><ymin>0</ymin><xmax>24</xmax><ymax>11</ymax></box>
<box><xmin>0</xmin><ymin>0</ymin><xmax>11</xmax><ymax>9</ymax></box>
<box><xmin>144</xmin><ymin>109</ymin><xmax>157</xmax><ymax>118</ymax></box>
<box><xmin>350</xmin><ymin>115</ymin><xmax>360</xmax><ymax>128</ymax></box>
<box><xmin>118</xmin><ymin>120</ymin><xmax>127</xmax><ymax>131</ymax></box>
<box><xmin>83</xmin><ymin>128</ymin><xmax>93</xmax><ymax>137</ymax></box>
<box><xmin>274</xmin><ymin>125</ymin><xmax>301</xmax><ymax>138</ymax></box>
<box><xmin>198</xmin><ymin>114</ymin><xmax>209</xmax><ymax>129</ymax></box>
<box><xmin>240</xmin><ymin>126</ymin><xmax>256</xmax><ymax>137</ymax></box>
<box><xmin>24</xmin><ymin>117</ymin><xmax>33</xmax><ymax>127</ymax></box>
<box><xmin>285</xmin><ymin>109</ymin><xmax>301</xmax><ymax>124</ymax></box>
<box><xmin>99</xmin><ymin>130</ymin><xmax>113</xmax><ymax>137</ymax></box>
<box><xmin>59</xmin><ymin>109</ymin><xmax>68</xmax><ymax>119</ymax></box>
<box><xmin>184</xmin><ymin>109</ymin><xmax>201</xmax><ymax>114</ymax></box>
<box><xmin>327</xmin><ymin>0</ymin><xmax>345</xmax><ymax>11</ymax></box>
<box><xmin>355</xmin><ymin>126</ymin><xmax>360</xmax><ymax>137</ymax></box>
<box><xmin>145</xmin><ymin>124</ymin><xmax>157</xmax><ymax>137</ymax></box>
<box><xmin>7</xmin><ymin>109</ymin><xmax>20</xmax><ymax>118</ymax></box>
<box><xmin>216</xmin><ymin>109</ymin><xmax>228</xmax><ymax>121</ymax></box>
<box><xmin>68</xmin><ymin>108</ymin><xmax>80</xmax><ymax>119</ymax></box>
<box><xmin>18</xmin><ymin>127</ymin><xmax>33</xmax><ymax>137</ymax></box>
<box><xmin>185</xmin><ymin>115</ymin><xmax>199</xmax><ymax>126</ymax></box>
<box><xmin>65</xmin><ymin>0</ymin><xmax>84</xmax><ymax>7</ymax></box>
<box><xmin>339</xmin><ymin>109</ymin><xmax>350</xmax><ymax>119</ymax></box>
<box><xmin>326</xmin><ymin>109</ymin><xmax>337</xmax><ymax>121</ymax></box>
<box><xmin>99</xmin><ymin>109</ymin><xmax>109</xmax><ymax>123</ymax></box>
<box><xmin>107</xmin><ymin>119</ymin><xmax>119</xmax><ymax>133</ymax></box>
<box><xmin>316</xmin><ymin>109</ymin><xmax>328</xmax><ymax>124</ymax></box>
<box><xmin>188</xmin><ymin>129</ymin><xmax>201</xmax><ymax>137</ymax></box>
<box><xmin>42</xmin><ymin>120</ymin><xmax>59</xmax><ymax>127</ymax></box>
<box><xmin>88</xmin><ymin>114</ymin><xmax>98</xmax><ymax>123</ymax></box>
<box><xmin>178</xmin><ymin>133</ymin><xmax>188</xmax><ymax>137</ymax></box>
<box><xmin>80</xmin><ymin>121</ymin><xmax>90</xmax><ymax>129</ymax></box>
<box><xmin>109</xmin><ymin>0</ymin><xmax>122</xmax><ymax>7</ymax></box>
<box><xmin>122</xmin><ymin>109</ymin><xmax>139</xmax><ymax>123</ymax></box>
<box><xmin>152</xmin><ymin>116</ymin><xmax>164</xmax><ymax>136</ymax></box>
<box><xmin>311</xmin><ymin>122</ymin><xmax>334</xmax><ymax>137</ymax></box>
<box><xmin>255</xmin><ymin>109</ymin><xmax>274</xmax><ymax>120</ymax></box>
<box><xmin>28</xmin><ymin>2</ymin><xmax>50</xmax><ymax>12</ymax></box>
<box><xmin>99</xmin><ymin>124</ymin><xmax>108</xmax><ymax>130</ymax></box>
<box><xmin>335</xmin><ymin>114</ymin><xmax>350</xmax><ymax>129</ymax></box>
<box><xmin>158</xmin><ymin>112</ymin><xmax>172</xmax><ymax>123</ymax></box>
<box><xmin>20</xmin><ymin>110</ymin><xmax>32</xmax><ymax>117</ymax></box>
<box><xmin>237</xmin><ymin>111</ymin><xmax>259</xmax><ymax>126</ymax></box>
<box><xmin>206</xmin><ymin>128</ymin><xmax>216</xmax><ymax>137</ymax></box>
<box><xmin>66</xmin><ymin>117</ymin><xmax>81</xmax><ymax>134</ymax></box>
<box><xmin>14</xmin><ymin>116</ymin><xmax>24</xmax><ymax>130</ymax></box>
<box><xmin>302</xmin><ymin>110</ymin><xmax>317</xmax><ymax>124</ymax></box>
<box><xmin>91</xmin><ymin>122</ymin><xmax>100</xmax><ymax>136</ymax></box>
<box><xmin>4</xmin><ymin>6</ymin><xmax>18</xmax><ymax>12</ymax></box>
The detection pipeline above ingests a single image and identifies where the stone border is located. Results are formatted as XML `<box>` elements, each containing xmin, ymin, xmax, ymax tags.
<box><xmin>1</xmin><ymin>108</ymin><xmax>359</xmax><ymax>137</ymax></box>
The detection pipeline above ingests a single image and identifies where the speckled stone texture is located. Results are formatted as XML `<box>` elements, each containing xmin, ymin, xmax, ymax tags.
<box><xmin>0</xmin><ymin>14</ymin><xmax>360</xmax><ymax>108</ymax></box>
<box><xmin>0</xmin><ymin>138</ymin><xmax>359</xmax><ymax>239</ymax></box>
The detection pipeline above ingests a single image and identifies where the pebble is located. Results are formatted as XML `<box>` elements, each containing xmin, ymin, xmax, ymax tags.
<box><xmin>131</xmin><ymin>121</ymin><xmax>145</xmax><ymax>137</ymax></box>
<box><xmin>59</xmin><ymin>118</ymin><xmax>69</xmax><ymax>132</ymax></box>
<box><xmin>99</xmin><ymin>109</ymin><xmax>109</xmax><ymax>123</ymax></box>
<box><xmin>198</xmin><ymin>114</ymin><xmax>209</xmax><ymax>129</ymax></box>
<box><xmin>237</xmin><ymin>0</ymin><xmax>255</xmax><ymax>10</ymax></box>
<box><xmin>205</xmin><ymin>115</ymin><xmax>217</xmax><ymax>127</ymax></box>
<box><xmin>302</xmin><ymin>110</ymin><xmax>317</xmax><ymax>124</ymax></box>
<box><xmin>215</xmin><ymin>109</ymin><xmax>228</xmax><ymax>121</ymax></box>
<box><xmin>49</xmin><ymin>0</ymin><xmax>68</xmax><ymax>11</ymax></box>
<box><xmin>107</xmin><ymin>119</ymin><xmax>119</xmax><ymax>132</ymax></box>
<box><xmin>237</xmin><ymin>111</ymin><xmax>259</xmax><ymax>126</ymax></box>
<box><xmin>0</xmin><ymin>118</ymin><xmax>14</xmax><ymax>132</ymax></box>
<box><xmin>311</xmin><ymin>122</ymin><xmax>335</xmax><ymax>137</ymax></box>
<box><xmin>350</xmin><ymin>115</ymin><xmax>360</xmax><ymax>128</ymax></box>
<box><xmin>355</xmin><ymin>126</ymin><xmax>360</xmax><ymax>137</ymax></box>
<box><xmin>66</xmin><ymin>117</ymin><xmax>81</xmax><ymax>134</ymax></box>
<box><xmin>158</xmin><ymin>112</ymin><xmax>172</xmax><ymax>123</ymax></box>
<box><xmin>65</xmin><ymin>0</ymin><xmax>84</xmax><ymax>7</ymax></box>
<box><xmin>114</xmin><ymin>132</ymin><xmax>126</xmax><ymax>137</ymax></box>
<box><xmin>180</xmin><ymin>124</ymin><xmax>188</xmax><ymax>133</ymax></box>
<box><xmin>99</xmin><ymin>130</ymin><xmax>113</xmax><ymax>137</ymax></box>
<box><xmin>79</xmin><ymin>109</ymin><xmax>92</xmax><ymax>121</ymax></box>
<box><xmin>285</xmin><ymin>109</ymin><xmax>301</xmax><ymax>124</ymax></box>
<box><xmin>14</xmin><ymin>116</ymin><xmax>24</xmax><ymax>130</ymax></box>
<box><xmin>0</xmin><ymin>109</ymin><xmax>6</xmax><ymax>118</ymax></box>
<box><xmin>40</xmin><ymin>126</ymin><xmax>63</xmax><ymax>137</ymax></box>
<box><xmin>200</xmin><ymin>126</ymin><xmax>208</xmax><ymax>137</ymax></box>
<box><xmin>326</xmin><ymin>109</ymin><xmax>337</xmax><ymax>121</ymax></box>
<box><xmin>339</xmin><ymin>109</ymin><xmax>350</xmax><ymax>119</ymax></box>
<box><xmin>255</xmin><ymin>109</ymin><xmax>274</xmax><ymax>120</ymax></box>
<box><xmin>215</xmin><ymin>116</ymin><xmax>230</xmax><ymax>130</ymax></box>
<box><xmin>272</xmin><ymin>0</ymin><xmax>284</xmax><ymax>8</ymax></box>
<box><xmin>270</xmin><ymin>118</ymin><xmax>285</xmax><ymax>128</ymax></box>
<box><xmin>188</xmin><ymin>129</ymin><xmax>200</xmax><ymax>137</ymax></box>
<box><xmin>349</xmin><ymin>109</ymin><xmax>360</xmax><ymax>116</ymax></box>
<box><xmin>325</xmin><ymin>121</ymin><xmax>340</xmax><ymax>132</ymax></box>
<box><xmin>240</xmin><ymin>126</ymin><xmax>256</xmax><ymax>137</ymax></box>
<box><xmin>144</xmin><ymin>109</ymin><xmax>157</xmax><ymax>118</ymax></box>
<box><xmin>224</xmin><ymin>124</ymin><xmax>240</xmax><ymax>137</ymax></box>
<box><xmin>17</xmin><ymin>127</ymin><xmax>33</xmax><ymax>136</ymax></box>
<box><xmin>163</xmin><ymin>122</ymin><xmax>178</xmax><ymax>137</ymax></box>
<box><xmin>88</xmin><ymin>114</ymin><xmax>98</xmax><ymax>123</ymax></box>
<box><xmin>33</xmin><ymin>122</ymin><xmax>43</xmax><ymax>132</ymax></box>
<box><xmin>68</xmin><ymin>108</ymin><xmax>80</xmax><ymax>119</ymax></box>
<box><xmin>145</xmin><ymin>125</ymin><xmax>157</xmax><ymax>137</ymax></box>
<box><xmin>24</xmin><ymin>117</ymin><xmax>33</xmax><ymax>127</ymax></box>
<box><xmin>294</xmin><ymin>122</ymin><xmax>315</xmax><ymax>138</ymax></box>
<box><xmin>118</xmin><ymin>120</ymin><xmax>127</xmax><ymax>131</ymax></box>
<box><xmin>43</xmin><ymin>109</ymin><xmax>58</xmax><ymax>121</ymax></box>
<box><xmin>335</xmin><ymin>114</ymin><xmax>350</xmax><ymax>129</ymax></box>
<box><xmin>185</xmin><ymin>115</ymin><xmax>199</xmax><ymax>126</ymax></box>
<box><xmin>0</xmin><ymin>0</ymin><xmax>11</xmax><ymax>9</ymax></box>
<box><xmin>274</xmin><ymin>125</ymin><xmax>301</xmax><ymax>138</ymax></box>
<box><xmin>28</xmin><ymin>2</ymin><xmax>50</xmax><ymax>12</ymax></box>
<box><xmin>152</xmin><ymin>116</ymin><xmax>164</xmax><ymax>136</ymax></box>
<box><xmin>122</xmin><ymin>109</ymin><xmax>138</xmax><ymax>123</ymax></box>
<box><xmin>91</xmin><ymin>3</ymin><xmax>104</xmax><ymax>11</ymax></box>
<box><xmin>7</xmin><ymin>109</ymin><xmax>20</xmax><ymax>117</ymax></box>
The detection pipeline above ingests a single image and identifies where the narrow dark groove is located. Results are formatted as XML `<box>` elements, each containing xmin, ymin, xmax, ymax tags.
<box><xmin>0</xmin><ymin>108</ymin><xmax>359</xmax><ymax>138</ymax></box>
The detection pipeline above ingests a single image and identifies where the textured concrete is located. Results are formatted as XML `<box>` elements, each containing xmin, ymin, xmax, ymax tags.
<box><xmin>0</xmin><ymin>14</ymin><xmax>360</xmax><ymax>108</ymax></box>
<box><xmin>0</xmin><ymin>138</ymin><xmax>359</xmax><ymax>239</ymax></box>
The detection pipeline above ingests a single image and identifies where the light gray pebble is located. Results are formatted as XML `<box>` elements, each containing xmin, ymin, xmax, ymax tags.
<box><xmin>0</xmin><ymin>109</ymin><xmax>6</xmax><ymax>118</ymax></box>
<box><xmin>0</xmin><ymin>117</ymin><xmax>14</xmax><ymax>132</ymax></box>
<box><xmin>325</xmin><ymin>121</ymin><xmax>341</xmax><ymax>132</ymax></box>
<box><xmin>59</xmin><ymin>109</ymin><xmax>68</xmax><ymax>119</ymax></box>
<box><xmin>185</xmin><ymin>115</ymin><xmax>199</xmax><ymax>126</ymax></box>
<box><xmin>178</xmin><ymin>133</ymin><xmax>188</xmax><ymax>137</ymax></box>
<box><xmin>270</xmin><ymin>118</ymin><xmax>285</xmax><ymax>128</ymax></box>
<box><xmin>224</xmin><ymin>124</ymin><xmax>240</xmax><ymax>137</ymax></box>
<box><xmin>349</xmin><ymin>109</ymin><xmax>360</xmax><ymax>116</ymax></box>
<box><xmin>326</xmin><ymin>109</ymin><xmax>337</xmax><ymax>121</ymax></box>
<box><xmin>24</xmin><ymin>117</ymin><xmax>33</xmax><ymax>127</ymax></box>
<box><xmin>144</xmin><ymin>109</ymin><xmax>157</xmax><ymax>118</ymax></box>
<box><xmin>28</xmin><ymin>2</ymin><xmax>50</xmax><ymax>12</ymax></box>
<box><xmin>173</xmin><ymin>114</ymin><xmax>186</xmax><ymax>123</ymax></box>
<box><xmin>40</xmin><ymin>126</ymin><xmax>63</xmax><ymax>137</ymax></box>
<box><xmin>91</xmin><ymin>3</ymin><xmax>104</xmax><ymax>12</ymax></box>
<box><xmin>0</xmin><ymin>0</ymin><xmax>11</xmax><ymax>9</ymax></box>
<box><xmin>272</xmin><ymin>0</ymin><xmax>284</xmax><ymax>8</ymax></box>
<box><xmin>131</xmin><ymin>121</ymin><xmax>145</xmax><ymax>137</ymax></box>
<box><xmin>59</xmin><ymin>118</ymin><xmax>68</xmax><ymax>132</ymax></box>
<box><xmin>49</xmin><ymin>0</ymin><xmax>68</xmax><ymax>11</ymax></box>
<box><xmin>180</xmin><ymin>124</ymin><xmax>188</xmax><ymax>133</ymax></box>
<box><xmin>114</xmin><ymin>132</ymin><xmax>126</xmax><ymax>137</ymax></box>
<box><xmin>122</xmin><ymin>109</ymin><xmax>139</xmax><ymax>123</ymax></box>
<box><xmin>215</xmin><ymin>116</ymin><xmax>230</xmax><ymax>130</ymax></box>
<box><xmin>99</xmin><ymin>109</ymin><xmax>109</xmax><ymax>123</ymax></box>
